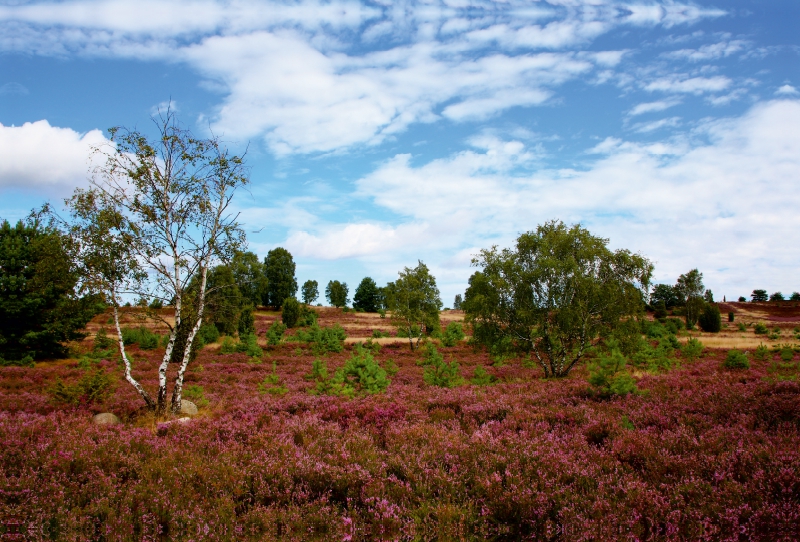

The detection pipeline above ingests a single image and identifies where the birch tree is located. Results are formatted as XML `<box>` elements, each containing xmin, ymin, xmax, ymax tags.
<box><xmin>385</xmin><ymin>261</ymin><xmax>442</xmax><ymax>351</ymax></box>
<box><xmin>67</xmin><ymin>109</ymin><xmax>247</xmax><ymax>417</ymax></box>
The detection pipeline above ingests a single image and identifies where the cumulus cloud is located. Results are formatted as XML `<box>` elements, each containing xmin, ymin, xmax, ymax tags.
<box><xmin>0</xmin><ymin>120</ymin><xmax>108</xmax><ymax>193</ymax></box>
<box><xmin>776</xmin><ymin>84</ymin><xmax>799</xmax><ymax>96</ymax></box>
<box><xmin>340</xmin><ymin>100</ymin><xmax>800</xmax><ymax>294</ymax></box>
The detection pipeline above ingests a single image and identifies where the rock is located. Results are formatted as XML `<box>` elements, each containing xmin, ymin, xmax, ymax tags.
<box><xmin>92</xmin><ymin>412</ymin><xmax>121</xmax><ymax>425</ymax></box>
<box><xmin>180</xmin><ymin>400</ymin><xmax>198</xmax><ymax>416</ymax></box>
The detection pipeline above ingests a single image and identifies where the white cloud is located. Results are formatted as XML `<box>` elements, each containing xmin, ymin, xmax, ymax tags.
<box><xmin>644</xmin><ymin>75</ymin><xmax>731</xmax><ymax>94</ymax></box>
<box><xmin>662</xmin><ymin>40</ymin><xmax>748</xmax><ymax>62</ymax></box>
<box><xmin>628</xmin><ymin>98</ymin><xmax>682</xmax><ymax>116</ymax></box>
<box><xmin>0</xmin><ymin>120</ymin><xmax>108</xmax><ymax>193</ymax></box>
<box><xmin>630</xmin><ymin>116</ymin><xmax>681</xmax><ymax>133</ymax></box>
<box><xmin>776</xmin><ymin>84</ymin><xmax>799</xmax><ymax>96</ymax></box>
<box><xmin>286</xmin><ymin>222</ymin><xmax>430</xmax><ymax>260</ymax></box>
<box><xmin>343</xmin><ymin>99</ymin><xmax>800</xmax><ymax>295</ymax></box>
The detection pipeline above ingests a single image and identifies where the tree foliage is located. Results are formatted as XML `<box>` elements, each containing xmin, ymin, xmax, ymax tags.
<box><xmin>698</xmin><ymin>303</ymin><xmax>721</xmax><ymax>333</ymax></box>
<box><xmin>325</xmin><ymin>280</ymin><xmax>349</xmax><ymax>308</ymax></box>
<box><xmin>301</xmin><ymin>280</ymin><xmax>319</xmax><ymax>305</ymax></box>
<box><xmin>675</xmin><ymin>269</ymin><xmax>705</xmax><ymax>328</ymax></box>
<box><xmin>650</xmin><ymin>284</ymin><xmax>680</xmax><ymax>309</ymax></box>
<box><xmin>263</xmin><ymin>248</ymin><xmax>297</xmax><ymax>308</ymax></box>
<box><xmin>353</xmin><ymin>277</ymin><xmax>381</xmax><ymax>312</ymax></box>
<box><xmin>463</xmin><ymin>221</ymin><xmax>652</xmax><ymax>378</ymax></box>
<box><xmin>203</xmin><ymin>265</ymin><xmax>242</xmax><ymax>336</ymax></box>
<box><xmin>282</xmin><ymin>297</ymin><xmax>301</xmax><ymax>328</ymax></box>
<box><xmin>0</xmin><ymin>216</ymin><xmax>101</xmax><ymax>365</ymax></box>
<box><xmin>229</xmin><ymin>251</ymin><xmax>268</xmax><ymax>308</ymax></box>
<box><xmin>751</xmin><ymin>289</ymin><xmax>768</xmax><ymax>302</ymax></box>
<box><xmin>385</xmin><ymin>261</ymin><xmax>442</xmax><ymax>351</ymax></box>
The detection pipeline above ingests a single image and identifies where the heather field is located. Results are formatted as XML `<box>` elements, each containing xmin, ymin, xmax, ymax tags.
<box><xmin>2</xmin><ymin>307</ymin><xmax>799</xmax><ymax>541</ymax></box>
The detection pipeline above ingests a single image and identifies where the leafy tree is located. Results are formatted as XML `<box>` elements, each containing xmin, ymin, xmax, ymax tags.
<box><xmin>704</xmin><ymin>289</ymin><xmax>714</xmax><ymax>303</ymax></box>
<box><xmin>770</xmin><ymin>292</ymin><xmax>784</xmax><ymax>302</ymax></box>
<box><xmin>353</xmin><ymin>277</ymin><xmax>381</xmax><ymax>312</ymax></box>
<box><xmin>675</xmin><ymin>269</ymin><xmax>705</xmax><ymax>328</ymax></box>
<box><xmin>301</xmin><ymin>280</ymin><xmax>319</xmax><ymax>305</ymax></box>
<box><xmin>738</xmin><ymin>296</ymin><xmax>747</xmax><ymax>302</ymax></box>
<box><xmin>463</xmin><ymin>221</ymin><xmax>652</xmax><ymax>378</ymax></box>
<box><xmin>698</xmin><ymin>303</ymin><xmax>721</xmax><ymax>333</ymax></box>
<box><xmin>650</xmin><ymin>284</ymin><xmax>680</xmax><ymax>309</ymax></box>
<box><xmin>587</xmin><ymin>346</ymin><xmax>637</xmax><ymax>398</ymax></box>
<box><xmin>282</xmin><ymin>297</ymin><xmax>301</xmax><ymax>328</ymax></box>
<box><xmin>66</xmin><ymin>108</ymin><xmax>248</xmax><ymax>416</ymax></box>
<box><xmin>453</xmin><ymin>294</ymin><xmax>463</xmax><ymax>310</ymax></box>
<box><xmin>0</xmin><ymin>216</ymin><xmax>101</xmax><ymax>365</ymax></box>
<box><xmin>238</xmin><ymin>303</ymin><xmax>255</xmax><ymax>336</ymax></box>
<box><xmin>230</xmin><ymin>251</ymin><xmax>268</xmax><ymax>308</ymax></box>
<box><xmin>203</xmin><ymin>265</ymin><xmax>242</xmax><ymax>336</ymax></box>
<box><xmin>790</xmin><ymin>292</ymin><xmax>800</xmax><ymax>301</ymax></box>
<box><xmin>385</xmin><ymin>261</ymin><xmax>442</xmax><ymax>351</ymax></box>
<box><xmin>263</xmin><ymin>248</ymin><xmax>297</xmax><ymax>308</ymax></box>
<box><xmin>751</xmin><ymin>289</ymin><xmax>768</xmax><ymax>302</ymax></box>
<box><xmin>325</xmin><ymin>280</ymin><xmax>349</xmax><ymax>308</ymax></box>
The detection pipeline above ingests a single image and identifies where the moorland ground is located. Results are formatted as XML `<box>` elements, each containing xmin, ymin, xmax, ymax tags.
<box><xmin>2</xmin><ymin>304</ymin><xmax>799</xmax><ymax>540</ymax></box>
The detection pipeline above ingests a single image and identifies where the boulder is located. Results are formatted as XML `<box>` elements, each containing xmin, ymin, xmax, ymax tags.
<box><xmin>180</xmin><ymin>400</ymin><xmax>198</xmax><ymax>416</ymax></box>
<box><xmin>92</xmin><ymin>412</ymin><xmax>121</xmax><ymax>425</ymax></box>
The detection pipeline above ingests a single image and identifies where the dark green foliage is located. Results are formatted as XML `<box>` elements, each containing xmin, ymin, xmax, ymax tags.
<box><xmin>420</xmin><ymin>344</ymin><xmax>464</xmax><ymax>387</ymax></box>
<box><xmin>238</xmin><ymin>304</ymin><xmax>255</xmax><ymax>336</ymax></box>
<box><xmin>675</xmin><ymin>269</ymin><xmax>705</xmax><ymax>328</ymax></box>
<box><xmin>230</xmin><ymin>251</ymin><xmax>268</xmax><ymax>307</ymax></box>
<box><xmin>698</xmin><ymin>304</ymin><xmax>721</xmax><ymax>333</ymax></box>
<box><xmin>372</xmin><ymin>329</ymin><xmax>390</xmax><ymax>339</ymax></box>
<box><xmin>751</xmin><ymin>289</ymin><xmax>768</xmax><ymax>302</ymax></box>
<box><xmin>738</xmin><ymin>322</ymin><xmax>747</xmax><ymax>331</ymax></box>
<box><xmin>588</xmin><ymin>347</ymin><xmax>638</xmax><ymax>397</ymax></box>
<box><xmin>0</xmin><ymin>218</ymin><xmax>101</xmax><ymax>363</ymax></box>
<box><xmin>121</xmin><ymin>326</ymin><xmax>159</xmax><ymax>350</ymax></box>
<box><xmin>258</xmin><ymin>361</ymin><xmax>287</xmax><ymax>395</ymax></box>
<box><xmin>266</xmin><ymin>320</ymin><xmax>287</xmax><ymax>346</ymax></box>
<box><xmin>780</xmin><ymin>346</ymin><xmax>795</xmax><ymax>362</ymax></box>
<box><xmin>753</xmin><ymin>344</ymin><xmax>770</xmax><ymax>361</ymax></box>
<box><xmin>281</xmin><ymin>297</ymin><xmax>301</xmax><ymax>328</ymax></box>
<box><xmin>770</xmin><ymin>292</ymin><xmax>784</xmax><ymax>302</ymax></box>
<box><xmin>297</xmin><ymin>305</ymin><xmax>318</xmax><ymax>327</ymax></box>
<box><xmin>681</xmin><ymin>338</ymin><xmax>704</xmax><ymax>362</ymax></box>
<box><xmin>464</xmin><ymin>221</ymin><xmax>652</xmax><ymax>378</ymax></box>
<box><xmin>148</xmin><ymin>298</ymin><xmax>163</xmax><ymax>309</ymax></box>
<box><xmin>650</xmin><ymin>283</ymin><xmax>680</xmax><ymax>309</ymax></box>
<box><xmin>353</xmin><ymin>277</ymin><xmax>381</xmax><ymax>312</ymax></box>
<box><xmin>194</xmin><ymin>324</ymin><xmax>220</xmax><ymax>348</ymax></box>
<box><xmin>310</xmin><ymin>345</ymin><xmax>390</xmax><ymax>397</ymax></box>
<box><xmin>325</xmin><ymin>280</ymin><xmax>349</xmax><ymax>308</ymax></box>
<box><xmin>653</xmin><ymin>300</ymin><xmax>668</xmax><ymax>319</ymax></box>
<box><xmin>205</xmin><ymin>265</ymin><xmax>243</xmax><ymax>336</ymax></box>
<box><xmin>728</xmin><ymin>312</ymin><xmax>735</xmax><ymax>322</ymax></box>
<box><xmin>723</xmin><ymin>349</ymin><xmax>750</xmax><ymax>369</ymax></box>
<box><xmin>49</xmin><ymin>368</ymin><xmax>115</xmax><ymax>405</ymax></box>
<box><xmin>754</xmin><ymin>322</ymin><xmax>768</xmax><ymax>335</ymax></box>
<box><xmin>295</xmin><ymin>324</ymin><xmax>346</xmax><ymax>354</ymax></box>
<box><xmin>790</xmin><ymin>292</ymin><xmax>800</xmax><ymax>301</ymax></box>
<box><xmin>471</xmin><ymin>366</ymin><xmax>497</xmax><ymax>386</ymax></box>
<box><xmin>453</xmin><ymin>294</ymin><xmax>463</xmax><ymax>310</ymax></box>
<box><xmin>631</xmin><ymin>336</ymin><xmax>677</xmax><ymax>372</ymax></box>
<box><xmin>94</xmin><ymin>328</ymin><xmax>114</xmax><ymax>351</ymax></box>
<box><xmin>704</xmin><ymin>289</ymin><xmax>714</xmax><ymax>303</ymax></box>
<box><xmin>223</xmin><ymin>333</ymin><xmax>262</xmax><ymax>357</ymax></box>
<box><xmin>264</xmin><ymin>248</ymin><xmax>297</xmax><ymax>307</ymax></box>
<box><xmin>662</xmin><ymin>318</ymin><xmax>684</xmax><ymax>334</ymax></box>
<box><xmin>440</xmin><ymin>322</ymin><xmax>466</xmax><ymax>347</ymax></box>
<box><xmin>301</xmin><ymin>280</ymin><xmax>319</xmax><ymax>305</ymax></box>
<box><xmin>738</xmin><ymin>296</ymin><xmax>747</xmax><ymax>302</ymax></box>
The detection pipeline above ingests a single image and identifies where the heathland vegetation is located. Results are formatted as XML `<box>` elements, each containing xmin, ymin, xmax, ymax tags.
<box><xmin>1</xmin><ymin>113</ymin><xmax>798</xmax><ymax>539</ymax></box>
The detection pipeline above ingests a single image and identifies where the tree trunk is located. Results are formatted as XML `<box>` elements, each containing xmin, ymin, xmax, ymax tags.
<box><xmin>171</xmin><ymin>266</ymin><xmax>209</xmax><ymax>414</ymax></box>
<box><xmin>112</xmin><ymin>291</ymin><xmax>155</xmax><ymax>410</ymax></box>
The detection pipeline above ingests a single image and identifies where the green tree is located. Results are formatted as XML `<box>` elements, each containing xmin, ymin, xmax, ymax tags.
<box><xmin>325</xmin><ymin>280</ymin><xmax>349</xmax><ymax>308</ymax></box>
<box><xmin>453</xmin><ymin>294</ymin><xmax>463</xmax><ymax>310</ymax></box>
<box><xmin>263</xmin><ymin>248</ymin><xmax>297</xmax><ymax>307</ymax></box>
<box><xmin>463</xmin><ymin>221</ymin><xmax>652</xmax><ymax>378</ymax></box>
<box><xmin>385</xmin><ymin>261</ymin><xmax>442</xmax><ymax>351</ymax></box>
<box><xmin>770</xmin><ymin>292</ymin><xmax>784</xmax><ymax>302</ymax></box>
<box><xmin>751</xmin><ymin>289</ymin><xmax>768</xmax><ymax>302</ymax></box>
<box><xmin>353</xmin><ymin>277</ymin><xmax>381</xmax><ymax>312</ymax></box>
<box><xmin>675</xmin><ymin>269</ymin><xmax>705</xmax><ymax>328</ymax></box>
<box><xmin>66</xmin><ymin>108</ymin><xmax>248</xmax><ymax>416</ymax></box>
<box><xmin>301</xmin><ymin>279</ymin><xmax>319</xmax><ymax>305</ymax></box>
<box><xmin>790</xmin><ymin>292</ymin><xmax>800</xmax><ymax>301</ymax></box>
<box><xmin>282</xmin><ymin>297</ymin><xmax>301</xmax><ymax>328</ymax></box>
<box><xmin>230</xmin><ymin>250</ymin><xmax>268</xmax><ymax>308</ymax></box>
<box><xmin>650</xmin><ymin>284</ymin><xmax>680</xmax><ymax>309</ymax></box>
<box><xmin>0</xmin><ymin>216</ymin><xmax>101</xmax><ymax>365</ymax></box>
<box><xmin>203</xmin><ymin>265</ymin><xmax>242</xmax><ymax>336</ymax></box>
<box><xmin>698</xmin><ymin>303</ymin><xmax>721</xmax><ymax>333</ymax></box>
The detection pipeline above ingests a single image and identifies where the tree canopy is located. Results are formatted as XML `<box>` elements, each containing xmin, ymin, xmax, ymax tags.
<box><xmin>326</xmin><ymin>280</ymin><xmax>349</xmax><ymax>308</ymax></box>
<box><xmin>385</xmin><ymin>261</ymin><xmax>442</xmax><ymax>350</ymax></box>
<box><xmin>0</xmin><ymin>217</ymin><xmax>101</xmax><ymax>365</ymax></box>
<box><xmin>301</xmin><ymin>280</ymin><xmax>319</xmax><ymax>305</ymax></box>
<box><xmin>675</xmin><ymin>269</ymin><xmax>704</xmax><ymax>327</ymax></box>
<box><xmin>353</xmin><ymin>277</ymin><xmax>381</xmax><ymax>312</ymax></box>
<box><xmin>463</xmin><ymin>221</ymin><xmax>652</xmax><ymax>377</ymax></box>
<box><xmin>230</xmin><ymin>251</ymin><xmax>268</xmax><ymax>308</ymax></box>
<box><xmin>264</xmin><ymin>247</ymin><xmax>297</xmax><ymax>308</ymax></box>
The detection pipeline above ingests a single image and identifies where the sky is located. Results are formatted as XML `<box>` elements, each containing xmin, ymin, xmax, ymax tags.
<box><xmin>1</xmin><ymin>0</ymin><xmax>800</xmax><ymax>306</ymax></box>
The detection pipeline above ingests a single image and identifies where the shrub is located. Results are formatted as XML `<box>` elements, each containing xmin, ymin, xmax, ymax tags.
<box><xmin>631</xmin><ymin>337</ymin><xmax>677</xmax><ymax>372</ymax></box>
<box><xmin>297</xmin><ymin>305</ymin><xmax>318</xmax><ymax>327</ymax></box>
<box><xmin>281</xmin><ymin>297</ymin><xmax>301</xmax><ymax>328</ymax></box>
<box><xmin>790</xmin><ymin>292</ymin><xmax>800</xmax><ymax>301</ymax></box>
<box><xmin>723</xmin><ymin>349</ymin><xmax>750</xmax><ymax>369</ymax></box>
<box><xmin>440</xmin><ymin>322</ymin><xmax>466</xmax><ymax>347</ymax></box>
<box><xmin>49</xmin><ymin>368</ymin><xmax>115</xmax><ymax>405</ymax></box>
<box><xmin>266</xmin><ymin>320</ymin><xmax>287</xmax><ymax>346</ymax></box>
<box><xmin>780</xmin><ymin>346</ymin><xmax>795</xmax><ymax>362</ymax></box>
<box><xmin>195</xmin><ymin>324</ymin><xmax>220</xmax><ymax>348</ymax></box>
<box><xmin>753</xmin><ymin>343</ymin><xmax>770</xmax><ymax>361</ymax></box>
<box><xmin>770</xmin><ymin>292</ymin><xmax>784</xmax><ymax>302</ymax></box>
<box><xmin>219</xmin><ymin>336</ymin><xmax>237</xmax><ymax>354</ymax></box>
<box><xmin>258</xmin><ymin>361</ymin><xmax>288</xmax><ymax>395</ymax></box>
<box><xmin>378</xmin><ymin>308</ymin><xmax>386</xmax><ymax>319</ymax></box>
<box><xmin>371</xmin><ymin>329</ymin><xmax>390</xmax><ymax>339</ymax></box>
<box><xmin>738</xmin><ymin>296</ymin><xmax>746</xmax><ymax>302</ymax></box>
<box><xmin>728</xmin><ymin>311</ymin><xmax>734</xmax><ymax>323</ymax></box>
<box><xmin>753</xmin><ymin>322</ymin><xmax>768</xmax><ymax>335</ymax></box>
<box><xmin>681</xmin><ymin>338</ymin><xmax>704</xmax><ymax>362</ymax></box>
<box><xmin>182</xmin><ymin>384</ymin><xmax>209</xmax><ymax>407</ymax></box>
<box><xmin>238</xmin><ymin>304</ymin><xmax>255</xmax><ymax>336</ymax></box>
<box><xmin>738</xmin><ymin>322</ymin><xmax>747</xmax><ymax>332</ymax></box>
<box><xmin>121</xmin><ymin>326</ymin><xmax>159</xmax><ymax>350</ymax></box>
<box><xmin>588</xmin><ymin>348</ymin><xmax>637</xmax><ymax>397</ymax></box>
<box><xmin>94</xmin><ymin>328</ymin><xmax>114</xmax><ymax>350</ymax></box>
<box><xmin>311</xmin><ymin>346</ymin><xmax>391</xmax><ymax>397</ymax></box>
<box><xmin>663</xmin><ymin>318</ymin><xmax>684</xmax><ymax>334</ymax></box>
<box><xmin>236</xmin><ymin>333</ymin><xmax>263</xmax><ymax>357</ymax></box>
<box><xmin>471</xmin><ymin>366</ymin><xmax>497</xmax><ymax>386</ymax></box>
<box><xmin>698</xmin><ymin>304</ymin><xmax>721</xmax><ymax>333</ymax></box>
<box><xmin>653</xmin><ymin>300</ymin><xmax>668</xmax><ymax>319</ymax></box>
<box><xmin>295</xmin><ymin>324</ymin><xmax>346</xmax><ymax>354</ymax></box>
<box><xmin>148</xmin><ymin>298</ymin><xmax>163</xmax><ymax>309</ymax></box>
<box><xmin>421</xmin><ymin>345</ymin><xmax>464</xmax><ymax>388</ymax></box>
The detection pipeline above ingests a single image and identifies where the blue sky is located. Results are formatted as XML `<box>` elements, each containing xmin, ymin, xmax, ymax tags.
<box><xmin>2</xmin><ymin>0</ymin><xmax>800</xmax><ymax>305</ymax></box>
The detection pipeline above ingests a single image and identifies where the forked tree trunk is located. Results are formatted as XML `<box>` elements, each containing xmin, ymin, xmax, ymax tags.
<box><xmin>170</xmin><ymin>266</ymin><xmax>209</xmax><ymax>414</ymax></box>
<box><xmin>111</xmin><ymin>290</ymin><xmax>155</xmax><ymax>410</ymax></box>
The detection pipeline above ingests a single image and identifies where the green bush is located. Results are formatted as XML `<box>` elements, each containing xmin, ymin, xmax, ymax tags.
<box><xmin>728</xmin><ymin>312</ymin><xmax>735</xmax><ymax>323</ymax></box>
<box><xmin>310</xmin><ymin>346</ymin><xmax>391</xmax><ymax>397</ymax></box>
<box><xmin>421</xmin><ymin>344</ymin><xmax>464</xmax><ymax>388</ymax></box>
<box><xmin>440</xmin><ymin>322</ymin><xmax>466</xmax><ymax>347</ymax></box>
<box><xmin>219</xmin><ymin>336</ymin><xmax>237</xmax><ymax>354</ymax></box>
<box><xmin>50</xmin><ymin>368</ymin><xmax>115</xmax><ymax>405</ymax></box>
<box><xmin>738</xmin><ymin>323</ymin><xmax>747</xmax><ymax>332</ymax></box>
<box><xmin>258</xmin><ymin>361</ymin><xmax>288</xmax><ymax>395</ymax></box>
<box><xmin>281</xmin><ymin>297</ymin><xmax>301</xmax><ymax>328</ymax></box>
<box><xmin>295</xmin><ymin>324</ymin><xmax>346</xmax><ymax>354</ymax></box>
<box><xmin>698</xmin><ymin>304</ymin><xmax>721</xmax><ymax>333</ymax></box>
<box><xmin>780</xmin><ymin>346</ymin><xmax>795</xmax><ymax>362</ymax></box>
<box><xmin>631</xmin><ymin>336</ymin><xmax>677</xmax><ymax>372</ymax></box>
<box><xmin>378</xmin><ymin>308</ymin><xmax>386</xmax><ymax>319</ymax></box>
<box><xmin>662</xmin><ymin>318</ymin><xmax>684</xmax><ymax>334</ymax></box>
<box><xmin>266</xmin><ymin>320</ymin><xmax>287</xmax><ymax>346</ymax></box>
<box><xmin>371</xmin><ymin>329</ymin><xmax>390</xmax><ymax>339</ymax></box>
<box><xmin>753</xmin><ymin>343</ymin><xmax>770</xmax><ymax>361</ymax></box>
<box><xmin>588</xmin><ymin>348</ymin><xmax>637</xmax><ymax>397</ymax></box>
<box><xmin>149</xmin><ymin>298</ymin><xmax>163</xmax><ymax>309</ymax></box>
<box><xmin>754</xmin><ymin>322</ymin><xmax>768</xmax><ymax>335</ymax></box>
<box><xmin>238</xmin><ymin>304</ymin><xmax>255</xmax><ymax>337</ymax></box>
<box><xmin>121</xmin><ymin>326</ymin><xmax>160</xmax><ymax>350</ymax></box>
<box><xmin>94</xmin><ymin>328</ymin><xmax>115</xmax><ymax>350</ymax></box>
<box><xmin>195</xmin><ymin>324</ymin><xmax>220</xmax><ymax>348</ymax></box>
<box><xmin>723</xmin><ymin>349</ymin><xmax>750</xmax><ymax>369</ymax></box>
<box><xmin>297</xmin><ymin>305</ymin><xmax>318</xmax><ymax>327</ymax></box>
<box><xmin>681</xmin><ymin>338</ymin><xmax>704</xmax><ymax>362</ymax></box>
<box><xmin>237</xmin><ymin>333</ymin><xmax>263</xmax><ymax>357</ymax></box>
<box><xmin>182</xmin><ymin>384</ymin><xmax>209</xmax><ymax>407</ymax></box>
<box><xmin>471</xmin><ymin>366</ymin><xmax>497</xmax><ymax>386</ymax></box>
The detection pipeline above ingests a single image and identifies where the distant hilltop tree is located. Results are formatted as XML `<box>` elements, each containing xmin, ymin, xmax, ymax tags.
<box><xmin>326</xmin><ymin>280</ymin><xmax>349</xmax><ymax>308</ymax></box>
<box><xmin>302</xmin><ymin>280</ymin><xmax>319</xmax><ymax>305</ymax></box>
<box><xmin>790</xmin><ymin>292</ymin><xmax>800</xmax><ymax>301</ymax></box>
<box><xmin>770</xmin><ymin>292</ymin><xmax>784</xmax><ymax>302</ymax></box>
<box><xmin>264</xmin><ymin>248</ymin><xmax>297</xmax><ymax>308</ymax></box>
<box><xmin>751</xmin><ymin>289</ymin><xmax>768</xmax><ymax>302</ymax></box>
<box><xmin>353</xmin><ymin>277</ymin><xmax>381</xmax><ymax>312</ymax></box>
<box><xmin>453</xmin><ymin>294</ymin><xmax>463</xmax><ymax>310</ymax></box>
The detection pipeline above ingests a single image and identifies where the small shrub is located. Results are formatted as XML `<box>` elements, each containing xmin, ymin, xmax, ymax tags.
<box><xmin>471</xmin><ymin>366</ymin><xmax>497</xmax><ymax>386</ymax></box>
<box><xmin>681</xmin><ymin>338</ymin><xmax>704</xmax><ymax>362</ymax></box>
<box><xmin>780</xmin><ymin>346</ymin><xmax>795</xmax><ymax>362</ymax></box>
<box><xmin>723</xmin><ymin>349</ymin><xmax>750</xmax><ymax>369</ymax></box>
<box><xmin>371</xmin><ymin>329</ymin><xmax>390</xmax><ymax>339</ymax></box>
<box><xmin>698</xmin><ymin>304</ymin><xmax>721</xmax><ymax>333</ymax></box>
<box><xmin>258</xmin><ymin>361</ymin><xmax>288</xmax><ymax>395</ymax></box>
<box><xmin>220</xmin><ymin>336</ymin><xmax>238</xmax><ymax>354</ymax></box>
<box><xmin>183</xmin><ymin>384</ymin><xmax>209</xmax><ymax>407</ymax></box>
<box><xmin>266</xmin><ymin>320</ymin><xmax>287</xmax><ymax>346</ymax></box>
<box><xmin>50</xmin><ymin>368</ymin><xmax>115</xmax><ymax>405</ymax></box>
<box><xmin>378</xmin><ymin>308</ymin><xmax>386</xmax><ymax>319</ymax></box>
<box><xmin>738</xmin><ymin>323</ymin><xmax>747</xmax><ymax>332</ymax></box>
<box><xmin>94</xmin><ymin>328</ymin><xmax>114</xmax><ymax>350</ymax></box>
<box><xmin>237</xmin><ymin>333</ymin><xmax>263</xmax><ymax>357</ymax></box>
<box><xmin>297</xmin><ymin>305</ymin><xmax>318</xmax><ymax>327</ymax></box>
<box><xmin>738</xmin><ymin>296</ymin><xmax>747</xmax><ymax>302</ymax></box>
<box><xmin>238</xmin><ymin>304</ymin><xmax>255</xmax><ymax>336</ymax></box>
<box><xmin>195</xmin><ymin>324</ymin><xmax>220</xmax><ymax>348</ymax></box>
<box><xmin>728</xmin><ymin>312</ymin><xmax>735</xmax><ymax>323</ymax></box>
<box><xmin>354</xmin><ymin>339</ymin><xmax>382</xmax><ymax>354</ymax></box>
<box><xmin>631</xmin><ymin>337</ymin><xmax>677</xmax><ymax>372</ymax></box>
<box><xmin>440</xmin><ymin>322</ymin><xmax>466</xmax><ymax>347</ymax></box>
<box><xmin>588</xmin><ymin>348</ymin><xmax>637</xmax><ymax>398</ymax></box>
<box><xmin>790</xmin><ymin>292</ymin><xmax>800</xmax><ymax>301</ymax></box>
<box><xmin>149</xmin><ymin>298</ymin><xmax>163</xmax><ymax>309</ymax></box>
<box><xmin>282</xmin><ymin>297</ymin><xmax>301</xmax><ymax>328</ymax></box>
<box><xmin>311</xmin><ymin>346</ymin><xmax>391</xmax><ymax>397</ymax></box>
<box><xmin>296</xmin><ymin>324</ymin><xmax>346</xmax><ymax>354</ymax></box>
<box><xmin>421</xmin><ymin>345</ymin><xmax>464</xmax><ymax>388</ymax></box>
<box><xmin>663</xmin><ymin>318</ymin><xmax>684</xmax><ymax>334</ymax></box>
<box><xmin>754</xmin><ymin>322</ymin><xmax>768</xmax><ymax>335</ymax></box>
<box><xmin>121</xmin><ymin>326</ymin><xmax>160</xmax><ymax>349</ymax></box>
<box><xmin>753</xmin><ymin>344</ymin><xmax>770</xmax><ymax>361</ymax></box>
